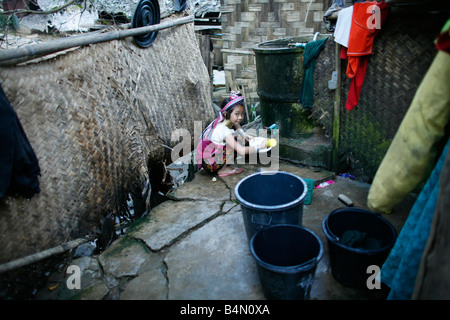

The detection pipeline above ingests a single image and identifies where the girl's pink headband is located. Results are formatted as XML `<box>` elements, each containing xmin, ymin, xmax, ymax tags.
<box><xmin>222</xmin><ymin>92</ymin><xmax>244</xmax><ymax>112</ymax></box>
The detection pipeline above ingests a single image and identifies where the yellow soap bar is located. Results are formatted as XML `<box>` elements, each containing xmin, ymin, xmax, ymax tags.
<box><xmin>267</xmin><ymin>139</ymin><xmax>277</xmax><ymax>147</ymax></box>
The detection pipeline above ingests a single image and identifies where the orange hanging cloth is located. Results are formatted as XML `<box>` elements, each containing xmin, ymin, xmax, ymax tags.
<box><xmin>346</xmin><ymin>1</ymin><xmax>389</xmax><ymax>78</ymax></box>
<box><xmin>343</xmin><ymin>1</ymin><xmax>389</xmax><ymax>110</ymax></box>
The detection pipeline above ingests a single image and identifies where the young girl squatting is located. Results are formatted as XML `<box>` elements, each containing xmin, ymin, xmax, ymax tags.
<box><xmin>196</xmin><ymin>92</ymin><xmax>267</xmax><ymax>177</ymax></box>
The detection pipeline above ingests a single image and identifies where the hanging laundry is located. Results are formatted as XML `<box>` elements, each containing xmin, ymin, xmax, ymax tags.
<box><xmin>0</xmin><ymin>85</ymin><xmax>41</xmax><ymax>199</ymax></box>
<box><xmin>341</xmin><ymin>48</ymin><xmax>370</xmax><ymax>111</ymax></box>
<box><xmin>323</xmin><ymin>0</ymin><xmax>346</xmax><ymax>32</ymax></box>
<box><xmin>347</xmin><ymin>1</ymin><xmax>389</xmax><ymax>77</ymax></box>
<box><xmin>435</xmin><ymin>18</ymin><xmax>450</xmax><ymax>54</ymax></box>
<box><xmin>341</xmin><ymin>18</ymin><xmax>450</xmax><ymax>300</ymax></box>
<box><xmin>381</xmin><ymin>139</ymin><xmax>449</xmax><ymax>300</ymax></box>
<box><xmin>411</xmin><ymin>19</ymin><xmax>450</xmax><ymax>300</ymax></box>
<box><xmin>367</xmin><ymin>23</ymin><xmax>450</xmax><ymax>214</ymax></box>
<box><xmin>340</xmin><ymin>1</ymin><xmax>389</xmax><ymax>111</ymax></box>
<box><xmin>299</xmin><ymin>37</ymin><xmax>329</xmax><ymax>109</ymax></box>
<box><xmin>334</xmin><ymin>5</ymin><xmax>353</xmax><ymax>48</ymax></box>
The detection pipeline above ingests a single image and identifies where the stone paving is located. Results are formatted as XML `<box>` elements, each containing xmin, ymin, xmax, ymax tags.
<box><xmin>36</xmin><ymin>161</ymin><xmax>415</xmax><ymax>300</ymax></box>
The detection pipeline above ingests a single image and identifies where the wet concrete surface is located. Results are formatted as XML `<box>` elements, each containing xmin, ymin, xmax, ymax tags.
<box><xmin>35</xmin><ymin>160</ymin><xmax>415</xmax><ymax>300</ymax></box>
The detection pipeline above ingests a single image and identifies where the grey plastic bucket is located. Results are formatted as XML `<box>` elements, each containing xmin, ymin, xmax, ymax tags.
<box><xmin>322</xmin><ymin>207</ymin><xmax>397</xmax><ymax>289</ymax></box>
<box><xmin>234</xmin><ymin>171</ymin><xmax>307</xmax><ymax>241</ymax></box>
<box><xmin>250</xmin><ymin>224</ymin><xmax>323</xmax><ymax>300</ymax></box>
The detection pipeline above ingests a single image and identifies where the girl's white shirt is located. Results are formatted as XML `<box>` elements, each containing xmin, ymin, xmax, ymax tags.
<box><xmin>211</xmin><ymin>122</ymin><xmax>234</xmax><ymax>146</ymax></box>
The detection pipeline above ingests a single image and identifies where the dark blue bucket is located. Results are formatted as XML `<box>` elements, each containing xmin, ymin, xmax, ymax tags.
<box><xmin>234</xmin><ymin>171</ymin><xmax>307</xmax><ymax>241</ymax></box>
<box><xmin>322</xmin><ymin>208</ymin><xmax>397</xmax><ymax>289</ymax></box>
<box><xmin>250</xmin><ymin>224</ymin><xmax>323</xmax><ymax>300</ymax></box>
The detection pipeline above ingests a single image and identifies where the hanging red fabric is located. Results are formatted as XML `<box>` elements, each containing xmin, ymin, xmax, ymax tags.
<box><xmin>344</xmin><ymin>1</ymin><xmax>389</xmax><ymax>111</ymax></box>
<box><xmin>342</xmin><ymin>47</ymin><xmax>370</xmax><ymax>111</ymax></box>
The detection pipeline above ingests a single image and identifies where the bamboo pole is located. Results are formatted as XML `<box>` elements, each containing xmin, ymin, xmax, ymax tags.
<box><xmin>0</xmin><ymin>237</ymin><xmax>89</xmax><ymax>274</ymax></box>
<box><xmin>0</xmin><ymin>15</ymin><xmax>194</xmax><ymax>67</ymax></box>
<box><xmin>332</xmin><ymin>42</ymin><xmax>341</xmax><ymax>172</ymax></box>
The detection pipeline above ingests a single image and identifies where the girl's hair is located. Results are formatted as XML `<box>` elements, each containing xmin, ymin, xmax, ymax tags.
<box><xmin>221</xmin><ymin>93</ymin><xmax>244</xmax><ymax>120</ymax></box>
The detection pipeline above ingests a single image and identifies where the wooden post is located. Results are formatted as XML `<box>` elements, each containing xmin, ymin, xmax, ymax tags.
<box><xmin>198</xmin><ymin>30</ymin><xmax>213</xmax><ymax>94</ymax></box>
<box><xmin>332</xmin><ymin>42</ymin><xmax>341</xmax><ymax>172</ymax></box>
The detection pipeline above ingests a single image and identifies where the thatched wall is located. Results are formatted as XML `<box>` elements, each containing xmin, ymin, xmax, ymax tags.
<box><xmin>0</xmin><ymin>15</ymin><xmax>214</xmax><ymax>264</ymax></box>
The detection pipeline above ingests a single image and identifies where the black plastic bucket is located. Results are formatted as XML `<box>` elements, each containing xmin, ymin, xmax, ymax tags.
<box><xmin>250</xmin><ymin>224</ymin><xmax>323</xmax><ymax>300</ymax></box>
<box><xmin>322</xmin><ymin>208</ymin><xmax>397</xmax><ymax>289</ymax></box>
<box><xmin>234</xmin><ymin>171</ymin><xmax>307</xmax><ymax>241</ymax></box>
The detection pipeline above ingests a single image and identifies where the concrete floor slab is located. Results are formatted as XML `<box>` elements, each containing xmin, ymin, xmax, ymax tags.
<box><xmin>35</xmin><ymin>161</ymin><xmax>415</xmax><ymax>300</ymax></box>
<box><xmin>164</xmin><ymin>205</ymin><xmax>265</xmax><ymax>300</ymax></box>
<box><xmin>127</xmin><ymin>200</ymin><xmax>223</xmax><ymax>251</ymax></box>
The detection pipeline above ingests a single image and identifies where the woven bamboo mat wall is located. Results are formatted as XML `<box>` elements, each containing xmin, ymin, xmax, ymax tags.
<box><xmin>338</xmin><ymin>13</ymin><xmax>446</xmax><ymax>179</ymax></box>
<box><xmin>312</xmin><ymin>36</ymin><xmax>336</xmax><ymax>138</ymax></box>
<box><xmin>0</xmin><ymin>17</ymin><xmax>214</xmax><ymax>264</ymax></box>
<box><xmin>311</xmin><ymin>12</ymin><xmax>447</xmax><ymax>180</ymax></box>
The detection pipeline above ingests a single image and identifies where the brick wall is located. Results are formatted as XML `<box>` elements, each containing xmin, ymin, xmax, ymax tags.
<box><xmin>218</xmin><ymin>0</ymin><xmax>330</xmax><ymax>105</ymax></box>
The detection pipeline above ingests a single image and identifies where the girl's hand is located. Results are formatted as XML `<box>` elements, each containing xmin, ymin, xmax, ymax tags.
<box><xmin>259</xmin><ymin>138</ymin><xmax>268</xmax><ymax>149</ymax></box>
<box><xmin>251</xmin><ymin>137</ymin><xmax>268</xmax><ymax>152</ymax></box>
<box><xmin>244</xmin><ymin>132</ymin><xmax>256</xmax><ymax>141</ymax></box>
<box><xmin>236</xmin><ymin>126</ymin><xmax>253</xmax><ymax>142</ymax></box>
